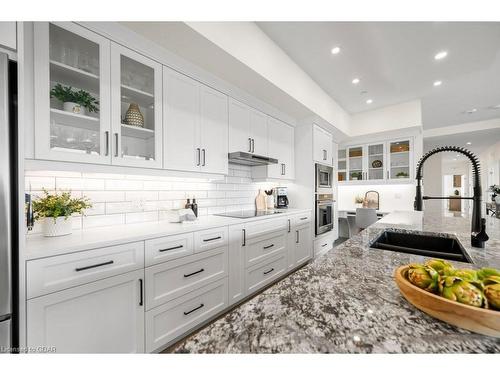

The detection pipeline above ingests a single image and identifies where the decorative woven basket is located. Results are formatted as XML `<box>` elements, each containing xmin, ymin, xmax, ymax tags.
<box><xmin>124</xmin><ymin>103</ymin><xmax>144</xmax><ymax>128</ymax></box>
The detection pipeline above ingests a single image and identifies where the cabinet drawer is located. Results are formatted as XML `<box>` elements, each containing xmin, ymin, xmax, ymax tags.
<box><xmin>27</xmin><ymin>242</ymin><xmax>144</xmax><ymax>299</ymax></box>
<box><xmin>314</xmin><ymin>233</ymin><xmax>334</xmax><ymax>257</ymax></box>
<box><xmin>291</xmin><ymin>212</ymin><xmax>312</xmax><ymax>227</ymax></box>
<box><xmin>245</xmin><ymin>217</ymin><xmax>288</xmax><ymax>241</ymax></box>
<box><xmin>245</xmin><ymin>252</ymin><xmax>286</xmax><ymax>295</ymax></box>
<box><xmin>245</xmin><ymin>231</ymin><xmax>286</xmax><ymax>267</ymax></box>
<box><xmin>146</xmin><ymin>278</ymin><xmax>228</xmax><ymax>352</ymax></box>
<box><xmin>145</xmin><ymin>232</ymin><xmax>194</xmax><ymax>266</ymax></box>
<box><xmin>145</xmin><ymin>246</ymin><xmax>228</xmax><ymax>309</ymax></box>
<box><xmin>194</xmin><ymin>227</ymin><xmax>228</xmax><ymax>253</ymax></box>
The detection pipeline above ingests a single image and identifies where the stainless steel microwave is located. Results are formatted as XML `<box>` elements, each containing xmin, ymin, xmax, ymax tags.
<box><xmin>315</xmin><ymin>163</ymin><xmax>333</xmax><ymax>193</ymax></box>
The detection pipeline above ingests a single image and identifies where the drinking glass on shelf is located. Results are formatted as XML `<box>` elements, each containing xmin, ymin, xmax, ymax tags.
<box><xmin>78</xmin><ymin>51</ymin><xmax>91</xmax><ymax>73</ymax></box>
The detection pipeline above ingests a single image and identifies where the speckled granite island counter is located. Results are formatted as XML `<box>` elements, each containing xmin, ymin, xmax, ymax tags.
<box><xmin>171</xmin><ymin>211</ymin><xmax>500</xmax><ymax>353</ymax></box>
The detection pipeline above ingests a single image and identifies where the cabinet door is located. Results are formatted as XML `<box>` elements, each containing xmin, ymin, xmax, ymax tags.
<box><xmin>267</xmin><ymin>117</ymin><xmax>295</xmax><ymax>179</ymax></box>
<box><xmin>347</xmin><ymin>145</ymin><xmax>364</xmax><ymax>181</ymax></box>
<box><xmin>200</xmin><ymin>85</ymin><xmax>228</xmax><ymax>174</ymax></box>
<box><xmin>313</xmin><ymin>125</ymin><xmax>333</xmax><ymax>165</ymax></box>
<box><xmin>0</xmin><ymin>22</ymin><xmax>16</xmax><ymax>50</ymax></box>
<box><xmin>228</xmin><ymin>99</ymin><xmax>251</xmax><ymax>153</ymax></box>
<box><xmin>27</xmin><ymin>269</ymin><xmax>144</xmax><ymax>353</ymax></box>
<box><xmin>110</xmin><ymin>43</ymin><xmax>162</xmax><ymax>168</ymax></box>
<box><xmin>387</xmin><ymin>138</ymin><xmax>412</xmax><ymax>181</ymax></box>
<box><xmin>337</xmin><ymin>149</ymin><xmax>347</xmax><ymax>182</ymax></box>
<box><xmin>164</xmin><ymin>67</ymin><xmax>200</xmax><ymax>172</ymax></box>
<box><xmin>34</xmin><ymin>22</ymin><xmax>111</xmax><ymax>164</ymax></box>
<box><xmin>367</xmin><ymin>143</ymin><xmax>385</xmax><ymax>181</ymax></box>
<box><xmin>228</xmin><ymin>225</ymin><xmax>246</xmax><ymax>305</ymax></box>
<box><xmin>250</xmin><ymin>109</ymin><xmax>268</xmax><ymax>156</ymax></box>
<box><xmin>295</xmin><ymin>224</ymin><xmax>312</xmax><ymax>265</ymax></box>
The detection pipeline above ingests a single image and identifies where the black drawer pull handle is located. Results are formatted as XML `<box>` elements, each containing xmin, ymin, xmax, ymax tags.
<box><xmin>159</xmin><ymin>244</ymin><xmax>183</xmax><ymax>252</ymax></box>
<box><xmin>184</xmin><ymin>268</ymin><xmax>204</xmax><ymax>278</ymax></box>
<box><xmin>203</xmin><ymin>236</ymin><xmax>221</xmax><ymax>242</ymax></box>
<box><xmin>263</xmin><ymin>268</ymin><xmax>274</xmax><ymax>275</ymax></box>
<box><xmin>300</xmin><ymin>217</ymin><xmax>308</xmax><ymax>220</ymax></box>
<box><xmin>139</xmin><ymin>278</ymin><xmax>143</xmax><ymax>306</ymax></box>
<box><xmin>75</xmin><ymin>260</ymin><xmax>114</xmax><ymax>272</ymax></box>
<box><xmin>321</xmin><ymin>243</ymin><xmax>328</xmax><ymax>247</ymax></box>
<box><xmin>184</xmin><ymin>303</ymin><xmax>204</xmax><ymax>316</ymax></box>
<box><xmin>263</xmin><ymin>244</ymin><xmax>274</xmax><ymax>250</ymax></box>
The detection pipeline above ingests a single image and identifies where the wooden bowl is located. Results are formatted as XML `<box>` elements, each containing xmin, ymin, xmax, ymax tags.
<box><xmin>394</xmin><ymin>265</ymin><xmax>500</xmax><ymax>338</ymax></box>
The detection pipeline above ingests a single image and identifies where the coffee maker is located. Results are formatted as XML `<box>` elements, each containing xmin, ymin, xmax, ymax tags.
<box><xmin>273</xmin><ymin>187</ymin><xmax>289</xmax><ymax>208</ymax></box>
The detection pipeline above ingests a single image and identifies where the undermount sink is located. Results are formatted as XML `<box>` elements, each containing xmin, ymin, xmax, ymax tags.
<box><xmin>370</xmin><ymin>230</ymin><xmax>473</xmax><ymax>263</ymax></box>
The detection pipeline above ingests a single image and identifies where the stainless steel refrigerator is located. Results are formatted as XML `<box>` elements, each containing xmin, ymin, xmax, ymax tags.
<box><xmin>0</xmin><ymin>51</ymin><xmax>18</xmax><ymax>352</ymax></box>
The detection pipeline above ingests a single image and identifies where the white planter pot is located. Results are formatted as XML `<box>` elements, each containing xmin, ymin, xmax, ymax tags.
<box><xmin>42</xmin><ymin>217</ymin><xmax>72</xmax><ymax>237</ymax></box>
<box><xmin>63</xmin><ymin>102</ymin><xmax>85</xmax><ymax>116</ymax></box>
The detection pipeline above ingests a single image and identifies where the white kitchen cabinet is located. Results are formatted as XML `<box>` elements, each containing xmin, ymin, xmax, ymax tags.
<box><xmin>110</xmin><ymin>43</ymin><xmax>163</xmax><ymax>168</ymax></box>
<box><xmin>228</xmin><ymin>224</ymin><xmax>246</xmax><ymax>305</ymax></box>
<box><xmin>313</xmin><ymin>124</ymin><xmax>333</xmax><ymax>166</ymax></box>
<box><xmin>228</xmin><ymin>99</ymin><xmax>268</xmax><ymax>156</ymax></box>
<box><xmin>294</xmin><ymin>223</ymin><xmax>313</xmax><ymax>266</ymax></box>
<box><xmin>339</xmin><ymin>137</ymin><xmax>414</xmax><ymax>184</ymax></box>
<box><xmin>27</xmin><ymin>269</ymin><xmax>145</xmax><ymax>353</ymax></box>
<box><xmin>0</xmin><ymin>22</ymin><xmax>16</xmax><ymax>50</ymax></box>
<box><xmin>34</xmin><ymin>22</ymin><xmax>112</xmax><ymax>164</ymax></box>
<box><xmin>252</xmin><ymin>117</ymin><xmax>294</xmax><ymax>180</ymax></box>
<box><xmin>164</xmin><ymin>67</ymin><xmax>228</xmax><ymax>174</ymax></box>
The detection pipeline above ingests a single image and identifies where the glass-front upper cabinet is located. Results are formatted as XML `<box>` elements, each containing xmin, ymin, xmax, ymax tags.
<box><xmin>367</xmin><ymin>143</ymin><xmax>385</xmax><ymax>181</ymax></box>
<box><xmin>348</xmin><ymin>146</ymin><xmax>364</xmax><ymax>181</ymax></box>
<box><xmin>337</xmin><ymin>149</ymin><xmax>346</xmax><ymax>182</ymax></box>
<box><xmin>388</xmin><ymin>139</ymin><xmax>412</xmax><ymax>180</ymax></box>
<box><xmin>110</xmin><ymin>43</ymin><xmax>163</xmax><ymax>168</ymax></box>
<box><xmin>34</xmin><ymin>22</ymin><xmax>111</xmax><ymax>164</ymax></box>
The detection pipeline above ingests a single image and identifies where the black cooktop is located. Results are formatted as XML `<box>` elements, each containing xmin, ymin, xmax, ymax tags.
<box><xmin>214</xmin><ymin>210</ymin><xmax>285</xmax><ymax>219</ymax></box>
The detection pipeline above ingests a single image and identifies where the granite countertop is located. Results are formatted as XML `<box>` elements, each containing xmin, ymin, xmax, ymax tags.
<box><xmin>25</xmin><ymin>208</ymin><xmax>311</xmax><ymax>260</ymax></box>
<box><xmin>172</xmin><ymin>210</ymin><xmax>500</xmax><ymax>353</ymax></box>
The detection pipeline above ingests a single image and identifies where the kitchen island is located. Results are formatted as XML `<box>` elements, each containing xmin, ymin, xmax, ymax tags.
<box><xmin>172</xmin><ymin>210</ymin><xmax>500</xmax><ymax>353</ymax></box>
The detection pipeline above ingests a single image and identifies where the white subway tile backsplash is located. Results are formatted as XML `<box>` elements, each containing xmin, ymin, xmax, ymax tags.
<box><xmin>26</xmin><ymin>166</ymin><xmax>277</xmax><ymax>231</ymax></box>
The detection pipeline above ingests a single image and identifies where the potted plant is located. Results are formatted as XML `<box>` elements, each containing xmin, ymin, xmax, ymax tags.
<box><xmin>354</xmin><ymin>196</ymin><xmax>364</xmax><ymax>208</ymax></box>
<box><xmin>50</xmin><ymin>83</ymin><xmax>99</xmax><ymax>116</ymax></box>
<box><xmin>33</xmin><ymin>189</ymin><xmax>92</xmax><ymax>237</ymax></box>
<box><xmin>396</xmin><ymin>171</ymin><xmax>409</xmax><ymax>178</ymax></box>
<box><xmin>489</xmin><ymin>185</ymin><xmax>500</xmax><ymax>203</ymax></box>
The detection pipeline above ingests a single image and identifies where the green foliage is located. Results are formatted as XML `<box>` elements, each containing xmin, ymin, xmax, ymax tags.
<box><xmin>50</xmin><ymin>83</ymin><xmax>99</xmax><ymax>113</ymax></box>
<box><xmin>396</xmin><ymin>171</ymin><xmax>409</xmax><ymax>178</ymax></box>
<box><xmin>33</xmin><ymin>189</ymin><xmax>92</xmax><ymax>221</ymax></box>
<box><xmin>489</xmin><ymin>185</ymin><xmax>500</xmax><ymax>194</ymax></box>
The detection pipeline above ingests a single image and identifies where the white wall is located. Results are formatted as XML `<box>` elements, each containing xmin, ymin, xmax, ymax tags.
<box><xmin>422</xmin><ymin>153</ymin><xmax>443</xmax><ymax>212</ymax></box>
<box><xmin>338</xmin><ymin>184</ymin><xmax>416</xmax><ymax>212</ymax></box>
<box><xmin>479</xmin><ymin>140</ymin><xmax>500</xmax><ymax>196</ymax></box>
<box><xmin>25</xmin><ymin>165</ymin><xmax>281</xmax><ymax>234</ymax></box>
<box><xmin>350</xmin><ymin>100</ymin><xmax>422</xmax><ymax>137</ymax></box>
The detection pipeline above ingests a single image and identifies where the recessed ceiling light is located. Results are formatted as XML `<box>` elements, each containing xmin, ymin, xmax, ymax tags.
<box><xmin>433</xmin><ymin>80</ymin><xmax>442</xmax><ymax>87</ymax></box>
<box><xmin>464</xmin><ymin>108</ymin><xmax>478</xmax><ymax>114</ymax></box>
<box><xmin>331</xmin><ymin>46</ymin><xmax>341</xmax><ymax>55</ymax></box>
<box><xmin>434</xmin><ymin>51</ymin><xmax>448</xmax><ymax>60</ymax></box>
<box><xmin>352</xmin><ymin>78</ymin><xmax>360</xmax><ymax>85</ymax></box>
<box><xmin>466</xmin><ymin>142</ymin><xmax>472</xmax><ymax>145</ymax></box>
<box><xmin>366</xmin><ymin>99</ymin><xmax>373</xmax><ymax>104</ymax></box>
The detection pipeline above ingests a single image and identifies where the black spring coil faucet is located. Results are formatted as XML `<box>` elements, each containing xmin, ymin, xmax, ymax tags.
<box><xmin>414</xmin><ymin>146</ymin><xmax>489</xmax><ymax>248</ymax></box>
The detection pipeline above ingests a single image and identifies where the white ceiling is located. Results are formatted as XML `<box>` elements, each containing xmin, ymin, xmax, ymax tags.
<box><xmin>424</xmin><ymin>127</ymin><xmax>500</xmax><ymax>163</ymax></box>
<box><xmin>257</xmin><ymin>22</ymin><xmax>500</xmax><ymax>129</ymax></box>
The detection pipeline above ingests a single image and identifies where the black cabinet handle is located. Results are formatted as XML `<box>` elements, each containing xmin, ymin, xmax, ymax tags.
<box><xmin>263</xmin><ymin>268</ymin><xmax>274</xmax><ymax>275</ymax></box>
<box><xmin>296</xmin><ymin>230</ymin><xmax>299</xmax><ymax>244</ymax></box>
<box><xmin>287</xmin><ymin>219</ymin><xmax>291</xmax><ymax>233</ymax></box>
<box><xmin>104</xmin><ymin>131</ymin><xmax>109</xmax><ymax>156</ymax></box>
<box><xmin>202</xmin><ymin>148</ymin><xmax>206</xmax><ymax>166</ymax></box>
<box><xmin>203</xmin><ymin>236</ymin><xmax>221</xmax><ymax>242</ymax></box>
<box><xmin>248</xmin><ymin>138</ymin><xmax>252</xmax><ymax>152</ymax></box>
<box><xmin>196</xmin><ymin>148</ymin><xmax>201</xmax><ymax>166</ymax></box>
<box><xmin>184</xmin><ymin>303</ymin><xmax>204</xmax><ymax>316</ymax></box>
<box><xmin>251</xmin><ymin>138</ymin><xmax>255</xmax><ymax>153</ymax></box>
<box><xmin>139</xmin><ymin>278</ymin><xmax>143</xmax><ymax>306</ymax></box>
<box><xmin>114</xmin><ymin>133</ymin><xmax>119</xmax><ymax>157</ymax></box>
<box><xmin>321</xmin><ymin>243</ymin><xmax>328</xmax><ymax>247</ymax></box>
<box><xmin>75</xmin><ymin>260</ymin><xmax>114</xmax><ymax>272</ymax></box>
<box><xmin>263</xmin><ymin>244</ymin><xmax>274</xmax><ymax>250</ymax></box>
<box><xmin>159</xmin><ymin>244</ymin><xmax>183</xmax><ymax>252</ymax></box>
<box><xmin>184</xmin><ymin>268</ymin><xmax>204</xmax><ymax>278</ymax></box>
<box><xmin>242</xmin><ymin>229</ymin><xmax>246</xmax><ymax>246</ymax></box>
<box><xmin>300</xmin><ymin>217</ymin><xmax>308</xmax><ymax>220</ymax></box>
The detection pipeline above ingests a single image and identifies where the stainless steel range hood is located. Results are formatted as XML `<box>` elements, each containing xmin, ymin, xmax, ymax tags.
<box><xmin>228</xmin><ymin>152</ymin><xmax>278</xmax><ymax>166</ymax></box>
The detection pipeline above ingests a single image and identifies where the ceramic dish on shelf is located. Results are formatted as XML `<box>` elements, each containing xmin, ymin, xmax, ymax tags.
<box><xmin>371</xmin><ymin>159</ymin><xmax>383</xmax><ymax>168</ymax></box>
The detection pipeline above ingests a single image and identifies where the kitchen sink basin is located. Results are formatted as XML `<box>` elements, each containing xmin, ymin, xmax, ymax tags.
<box><xmin>370</xmin><ymin>230</ymin><xmax>472</xmax><ymax>263</ymax></box>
